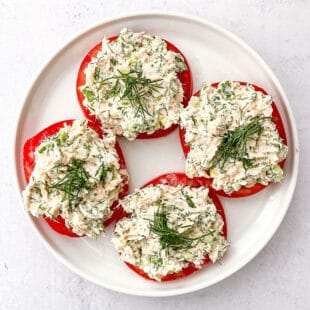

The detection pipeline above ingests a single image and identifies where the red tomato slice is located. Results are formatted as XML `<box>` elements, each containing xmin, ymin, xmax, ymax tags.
<box><xmin>76</xmin><ymin>36</ymin><xmax>193</xmax><ymax>139</ymax></box>
<box><xmin>118</xmin><ymin>173</ymin><xmax>227</xmax><ymax>282</ymax></box>
<box><xmin>179</xmin><ymin>82</ymin><xmax>287</xmax><ymax>198</ymax></box>
<box><xmin>42</xmin><ymin>215</ymin><xmax>79</xmax><ymax>238</ymax></box>
<box><xmin>23</xmin><ymin>119</ymin><xmax>128</xmax><ymax>237</ymax></box>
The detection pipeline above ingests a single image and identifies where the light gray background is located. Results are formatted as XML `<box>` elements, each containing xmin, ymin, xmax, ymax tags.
<box><xmin>0</xmin><ymin>1</ymin><xmax>309</xmax><ymax>309</ymax></box>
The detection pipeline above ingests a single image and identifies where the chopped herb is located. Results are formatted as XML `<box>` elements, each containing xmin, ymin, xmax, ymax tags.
<box><xmin>47</xmin><ymin>158</ymin><xmax>92</xmax><ymax>211</ymax></box>
<box><xmin>175</xmin><ymin>54</ymin><xmax>184</xmax><ymax>63</ymax></box>
<box><xmin>220</xmin><ymin>81</ymin><xmax>234</xmax><ymax>99</ymax></box>
<box><xmin>33</xmin><ymin>184</ymin><xmax>42</xmax><ymax>196</ymax></box>
<box><xmin>55</xmin><ymin>131</ymin><xmax>68</xmax><ymax>146</ymax></box>
<box><xmin>211</xmin><ymin>117</ymin><xmax>270</xmax><ymax>170</ymax></box>
<box><xmin>38</xmin><ymin>146</ymin><xmax>47</xmax><ymax>153</ymax></box>
<box><xmin>39</xmin><ymin>205</ymin><xmax>47</xmax><ymax>212</ymax></box>
<box><xmin>184</xmin><ymin>194</ymin><xmax>195</xmax><ymax>208</ymax></box>
<box><xmin>95</xmin><ymin>163</ymin><xmax>114</xmax><ymax>182</ymax></box>
<box><xmin>110</xmin><ymin>58</ymin><xmax>117</xmax><ymax>66</ymax></box>
<box><xmin>94</xmin><ymin>67</ymin><xmax>100</xmax><ymax>80</ymax></box>
<box><xmin>174</xmin><ymin>54</ymin><xmax>186</xmax><ymax>71</ymax></box>
<box><xmin>100</xmin><ymin>69</ymin><xmax>162</xmax><ymax>119</ymax></box>
<box><xmin>251</xmin><ymin>92</ymin><xmax>257</xmax><ymax>101</ymax></box>
<box><xmin>82</xmin><ymin>86</ymin><xmax>96</xmax><ymax>102</ymax></box>
<box><xmin>150</xmin><ymin>210</ymin><xmax>206</xmax><ymax>250</ymax></box>
<box><xmin>191</xmin><ymin>116</ymin><xmax>197</xmax><ymax>125</ymax></box>
<box><xmin>154</xmin><ymin>199</ymin><xmax>163</xmax><ymax>207</ymax></box>
<box><xmin>149</xmin><ymin>255</ymin><xmax>163</xmax><ymax>267</ymax></box>
<box><xmin>83</xmin><ymin>142</ymin><xmax>91</xmax><ymax>151</ymax></box>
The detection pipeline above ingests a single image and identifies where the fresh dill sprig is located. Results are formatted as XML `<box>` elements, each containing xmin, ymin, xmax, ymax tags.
<box><xmin>211</xmin><ymin>116</ymin><xmax>270</xmax><ymax>170</ymax></box>
<box><xmin>47</xmin><ymin>158</ymin><xmax>92</xmax><ymax>211</ymax></box>
<box><xmin>150</xmin><ymin>210</ymin><xmax>206</xmax><ymax>250</ymax></box>
<box><xmin>100</xmin><ymin>69</ymin><xmax>162</xmax><ymax>119</ymax></box>
<box><xmin>220</xmin><ymin>80</ymin><xmax>234</xmax><ymax>99</ymax></box>
<box><xmin>183</xmin><ymin>192</ymin><xmax>195</xmax><ymax>208</ymax></box>
<box><xmin>95</xmin><ymin>163</ymin><xmax>114</xmax><ymax>182</ymax></box>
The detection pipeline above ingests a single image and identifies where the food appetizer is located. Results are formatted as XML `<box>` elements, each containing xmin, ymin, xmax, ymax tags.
<box><xmin>22</xmin><ymin>120</ymin><xmax>128</xmax><ymax>237</ymax></box>
<box><xmin>77</xmin><ymin>28</ymin><xmax>192</xmax><ymax>140</ymax></box>
<box><xmin>112</xmin><ymin>173</ymin><xmax>228</xmax><ymax>281</ymax></box>
<box><xmin>180</xmin><ymin>81</ymin><xmax>288</xmax><ymax>197</ymax></box>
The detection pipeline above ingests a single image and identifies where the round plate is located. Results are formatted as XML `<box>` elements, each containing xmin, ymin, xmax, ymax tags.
<box><xmin>13</xmin><ymin>12</ymin><xmax>299</xmax><ymax>296</ymax></box>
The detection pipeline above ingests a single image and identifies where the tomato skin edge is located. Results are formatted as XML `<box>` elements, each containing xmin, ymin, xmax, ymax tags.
<box><xmin>76</xmin><ymin>36</ymin><xmax>193</xmax><ymax>139</ymax></box>
<box><xmin>179</xmin><ymin>82</ymin><xmax>288</xmax><ymax>198</ymax></box>
<box><xmin>22</xmin><ymin>119</ymin><xmax>128</xmax><ymax>237</ymax></box>
<box><xmin>118</xmin><ymin>172</ymin><xmax>227</xmax><ymax>282</ymax></box>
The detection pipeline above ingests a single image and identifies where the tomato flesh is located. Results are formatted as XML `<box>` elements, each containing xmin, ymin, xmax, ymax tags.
<box><xmin>76</xmin><ymin>36</ymin><xmax>193</xmax><ymax>139</ymax></box>
<box><xmin>23</xmin><ymin>119</ymin><xmax>128</xmax><ymax>237</ymax></box>
<box><xmin>119</xmin><ymin>173</ymin><xmax>227</xmax><ymax>282</ymax></box>
<box><xmin>179</xmin><ymin>82</ymin><xmax>287</xmax><ymax>198</ymax></box>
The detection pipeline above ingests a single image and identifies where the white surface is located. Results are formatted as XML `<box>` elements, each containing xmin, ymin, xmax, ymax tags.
<box><xmin>13</xmin><ymin>12</ymin><xmax>298</xmax><ymax>297</ymax></box>
<box><xmin>1</xmin><ymin>0</ymin><xmax>309</xmax><ymax>308</ymax></box>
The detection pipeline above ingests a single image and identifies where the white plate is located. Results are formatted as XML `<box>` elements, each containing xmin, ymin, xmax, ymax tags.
<box><xmin>13</xmin><ymin>12</ymin><xmax>299</xmax><ymax>296</ymax></box>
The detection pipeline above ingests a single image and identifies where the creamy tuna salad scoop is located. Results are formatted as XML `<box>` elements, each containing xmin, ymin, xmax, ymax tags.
<box><xmin>77</xmin><ymin>28</ymin><xmax>191</xmax><ymax>140</ymax></box>
<box><xmin>180</xmin><ymin>81</ymin><xmax>288</xmax><ymax>196</ymax></box>
<box><xmin>112</xmin><ymin>180</ymin><xmax>229</xmax><ymax>281</ymax></box>
<box><xmin>22</xmin><ymin>120</ymin><xmax>128</xmax><ymax>238</ymax></box>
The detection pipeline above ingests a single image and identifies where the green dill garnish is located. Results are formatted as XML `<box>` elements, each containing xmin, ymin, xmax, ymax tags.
<box><xmin>95</xmin><ymin>163</ymin><xmax>114</xmax><ymax>182</ymax></box>
<box><xmin>211</xmin><ymin>117</ymin><xmax>269</xmax><ymax>170</ymax></box>
<box><xmin>251</xmin><ymin>92</ymin><xmax>257</xmax><ymax>101</ymax></box>
<box><xmin>82</xmin><ymin>86</ymin><xmax>96</xmax><ymax>102</ymax></box>
<box><xmin>174</xmin><ymin>54</ymin><xmax>186</xmax><ymax>71</ymax></box>
<box><xmin>110</xmin><ymin>58</ymin><xmax>117</xmax><ymax>66</ymax></box>
<box><xmin>83</xmin><ymin>142</ymin><xmax>91</xmax><ymax>151</ymax></box>
<box><xmin>94</xmin><ymin>67</ymin><xmax>100</xmax><ymax>81</ymax></box>
<box><xmin>55</xmin><ymin>131</ymin><xmax>68</xmax><ymax>146</ymax></box>
<box><xmin>38</xmin><ymin>142</ymin><xmax>53</xmax><ymax>153</ymax></box>
<box><xmin>47</xmin><ymin>158</ymin><xmax>92</xmax><ymax>211</ymax></box>
<box><xmin>150</xmin><ymin>210</ymin><xmax>206</xmax><ymax>250</ymax></box>
<box><xmin>184</xmin><ymin>194</ymin><xmax>195</xmax><ymax>208</ymax></box>
<box><xmin>39</xmin><ymin>205</ymin><xmax>47</xmax><ymax>212</ymax></box>
<box><xmin>181</xmin><ymin>189</ymin><xmax>195</xmax><ymax>208</ymax></box>
<box><xmin>155</xmin><ymin>199</ymin><xmax>163</xmax><ymax>205</ymax></box>
<box><xmin>190</xmin><ymin>115</ymin><xmax>197</xmax><ymax>125</ymax></box>
<box><xmin>38</xmin><ymin>146</ymin><xmax>47</xmax><ymax>153</ymax></box>
<box><xmin>149</xmin><ymin>255</ymin><xmax>163</xmax><ymax>267</ymax></box>
<box><xmin>100</xmin><ymin>69</ymin><xmax>162</xmax><ymax>119</ymax></box>
<box><xmin>120</xmin><ymin>42</ymin><xmax>125</xmax><ymax>52</ymax></box>
<box><xmin>175</xmin><ymin>54</ymin><xmax>184</xmax><ymax>63</ymax></box>
<box><xmin>33</xmin><ymin>183</ymin><xmax>42</xmax><ymax>196</ymax></box>
<box><xmin>220</xmin><ymin>81</ymin><xmax>234</xmax><ymax>99</ymax></box>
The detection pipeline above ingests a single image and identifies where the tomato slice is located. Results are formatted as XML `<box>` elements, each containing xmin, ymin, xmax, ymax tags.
<box><xmin>23</xmin><ymin>119</ymin><xmax>128</xmax><ymax>237</ymax></box>
<box><xmin>118</xmin><ymin>173</ymin><xmax>227</xmax><ymax>282</ymax></box>
<box><xmin>179</xmin><ymin>82</ymin><xmax>287</xmax><ymax>198</ymax></box>
<box><xmin>76</xmin><ymin>36</ymin><xmax>193</xmax><ymax>139</ymax></box>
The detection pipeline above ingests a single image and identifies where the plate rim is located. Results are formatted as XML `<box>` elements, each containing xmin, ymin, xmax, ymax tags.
<box><xmin>12</xmin><ymin>11</ymin><xmax>299</xmax><ymax>297</ymax></box>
